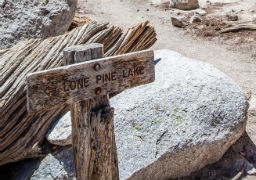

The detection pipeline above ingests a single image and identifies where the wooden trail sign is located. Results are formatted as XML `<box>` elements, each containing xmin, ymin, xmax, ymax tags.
<box><xmin>26</xmin><ymin>43</ymin><xmax>155</xmax><ymax>180</ymax></box>
<box><xmin>27</xmin><ymin>48</ymin><xmax>155</xmax><ymax>113</ymax></box>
